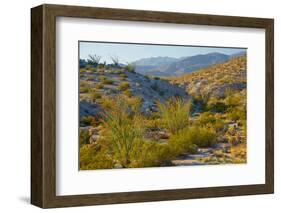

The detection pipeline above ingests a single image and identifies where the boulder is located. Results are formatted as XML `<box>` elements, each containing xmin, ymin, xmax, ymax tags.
<box><xmin>90</xmin><ymin>134</ymin><xmax>101</xmax><ymax>144</ymax></box>
<box><xmin>89</xmin><ymin>126</ymin><xmax>102</xmax><ymax>135</ymax></box>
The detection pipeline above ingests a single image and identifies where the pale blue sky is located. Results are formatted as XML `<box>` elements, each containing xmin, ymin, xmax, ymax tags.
<box><xmin>79</xmin><ymin>41</ymin><xmax>246</xmax><ymax>63</ymax></box>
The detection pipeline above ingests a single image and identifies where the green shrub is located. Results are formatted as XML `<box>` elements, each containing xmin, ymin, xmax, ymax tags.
<box><xmin>80</xmin><ymin>81</ymin><xmax>91</xmax><ymax>93</ymax></box>
<box><xmin>80</xmin><ymin>69</ymin><xmax>86</xmax><ymax>73</ymax></box>
<box><xmin>97</xmin><ymin>68</ymin><xmax>105</xmax><ymax>73</ymax></box>
<box><xmin>80</xmin><ymin>116</ymin><xmax>94</xmax><ymax>126</ymax></box>
<box><xmin>168</xmin><ymin>127</ymin><xmax>197</xmax><ymax>155</ymax></box>
<box><xmin>102</xmin><ymin>97</ymin><xmax>144</xmax><ymax>167</ymax></box>
<box><xmin>207</xmin><ymin>101</ymin><xmax>228</xmax><ymax>113</ymax></box>
<box><xmin>196</xmin><ymin>112</ymin><xmax>216</xmax><ymax>126</ymax></box>
<box><xmin>97</xmin><ymin>64</ymin><xmax>104</xmax><ymax>69</ymax></box>
<box><xmin>87</xmin><ymin>76</ymin><xmax>95</xmax><ymax>81</ymax></box>
<box><xmin>124</xmin><ymin>63</ymin><xmax>135</xmax><ymax>73</ymax></box>
<box><xmin>129</xmin><ymin>140</ymin><xmax>171</xmax><ymax>168</ymax></box>
<box><xmin>126</xmin><ymin>96</ymin><xmax>143</xmax><ymax>114</ymax></box>
<box><xmin>91</xmin><ymin>68</ymin><xmax>97</xmax><ymax>73</ymax></box>
<box><xmin>100</xmin><ymin>96</ymin><xmax>116</xmax><ymax>110</ymax></box>
<box><xmin>124</xmin><ymin>90</ymin><xmax>133</xmax><ymax>97</ymax></box>
<box><xmin>91</xmin><ymin>91</ymin><xmax>102</xmax><ymax>101</ymax></box>
<box><xmin>120</xmin><ymin>76</ymin><xmax>127</xmax><ymax>81</ymax></box>
<box><xmin>157</xmin><ymin>98</ymin><xmax>191</xmax><ymax>134</ymax></box>
<box><xmin>212</xmin><ymin>119</ymin><xmax>225</xmax><ymax>132</ymax></box>
<box><xmin>153</xmin><ymin>76</ymin><xmax>160</xmax><ymax>80</ymax></box>
<box><xmin>114</xmin><ymin>69</ymin><xmax>123</xmax><ymax>74</ymax></box>
<box><xmin>189</xmin><ymin>126</ymin><xmax>217</xmax><ymax>147</ymax></box>
<box><xmin>169</xmin><ymin>126</ymin><xmax>217</xmax><ymax>153</ymax></box>
<box><xmin>120</xmin><ymin>73</ymin><xmax>127</xmax><ymax>78</ymax></box>
<box><xmin>225</xmin><ymin>89</ymin><xmax>239</xmax><ymax>107</ymax></box>
<box><xmin>80</xmin><ymin>87</ymin><xmax>90</xmax><ymax>93</ymax></box>
<box><xmin>102</xmin><ymin>78</ymin><xmax>114</xmax><ymax>85</ymax></box>
<box><xmin>98</xmin><ymin>76</ymin><xmax>106</xmax><ymax>81</ymax></box>
<box><xmin>79</xmin><ymin>129</ymin><xmax>90</xmax><ymax>146</ymax></box>
<box><xmin>227</xmin><ymin>107</ymin><xmax>246</xmax><ymax>121</ymax></box>
<box><xmin>118</xmin><ymin>82</ymin><xmax>130</xmax><ymax>91</ymax></box>
<box><xmin>85</xmin><ymin>64</ymin><xmax>93</xmax><ymax>70</ymax></box>
<box><xmin>95</xmin><ymin>83</ymin><xmax>104</xmax><ymax>89</ymax></box>
<box><xmin>80</xmin><ymin>144</ymin><xmax>114</xmax><ymax>170</ymax></box>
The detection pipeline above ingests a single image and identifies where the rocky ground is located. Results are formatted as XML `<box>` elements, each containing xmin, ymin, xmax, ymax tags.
<box><xmin>79</xmin><ymin>68</ymin><xmax>189</xmax><ymax>118</ymax></box>
<box><xmin>171</xmin><ymin>143</ymin><xmax>232</xmax><ymax>166</ymax></box>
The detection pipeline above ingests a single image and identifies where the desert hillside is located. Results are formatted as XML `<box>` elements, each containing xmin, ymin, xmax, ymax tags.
<box><xmin>79</xmin><ymin>55</ymin><xmax>247</xmax><ymax>170</ymax></box>
<box><xmin>166</xmin><ymin>56</ymin><xmax>247</xmax><ymax>165</ymax></box>
<box><xmin>79</xmin><ymin>66</ymin><xmax>189</xmax><ymax>119</ymax></box>
<box><xmin>170</xmin><ymin>56</ymin><xmax>246</xmax><ymax>99</ymax></box>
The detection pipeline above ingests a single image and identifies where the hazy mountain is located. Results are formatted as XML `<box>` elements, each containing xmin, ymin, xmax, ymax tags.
<box><xmin>133</xmin><ymin>52</ymin><xmax>245</xmax><ymax>77</ymax></box>
<box><xmin>133</xmin><ymin>56</ymin><xmax>178</xmax><ymax>75</ymax></box>
<box><xmin>230</xmin><ymin>50</ymin><xmax>247</xmax><ymax>58</ymax></box>
<box><xmin>133</xmin><ymin>56</ymin><xmax>178</xmax><ymax>67</ymax></box>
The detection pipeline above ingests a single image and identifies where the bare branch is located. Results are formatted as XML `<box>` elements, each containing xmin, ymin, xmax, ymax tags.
<box><xmin>88</xmin><ymin>54</ymin><xmax>102</xmax><ymax>66</ymax></box>
<box><xmin>110</xmin><ymin>55</ymin><xmax>120</xmax><ymax>67</ymax></box>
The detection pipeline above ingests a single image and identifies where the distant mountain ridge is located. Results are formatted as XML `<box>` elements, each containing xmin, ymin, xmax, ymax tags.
<box><xmin>133</xmin><ymin>56</ymin><xmax>178</xmax><ymax>66</ymax></box>
<box><xmin>133</xmin><ymin>51</ymin><xmax>246</xmax><ymax>77</ymax></box>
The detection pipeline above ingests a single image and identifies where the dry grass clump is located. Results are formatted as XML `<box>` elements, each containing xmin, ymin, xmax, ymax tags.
<box><xmin>157</xmin><ymin>98</ymin><xmax>191</xmax><ymax>134</ymax></box>
<box><xmin>80</xmin><ymin>144</ymin><xmax>114</xmax><ymax>169</ymax></box>
<box><xmin>123</xmin><ymin>90</ymin><xmax>133</xmax><ymax>97</ymax></box>
<box><xmin>102</xmin><ymin>78</ymin><xmax>114</xmax><ymax>85</ymax></box>
<box><xmin>118</xmin><ymin>82</ymin><xmax>130</xmax><ymax>91</ymax></box>
<box><xmin>80</xmin><ymin>81</ymin><xmax>91</xmax><ymax>93</ymax></box>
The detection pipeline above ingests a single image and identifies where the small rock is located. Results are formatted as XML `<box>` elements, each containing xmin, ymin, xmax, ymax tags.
<box><xmin>135</xmin><ymin>82</ymin><xmax>141</xmax><ymax>87</ymax></box>
<box><xmin>90</xmin><ymin>134</ymin><xmax>101</xmax><ymax>143</ymax></box>
<box><xmin>157</xmin><ymin>131</ymin><xmax>170</xmax><ymax>139</ymax></box>
<box><xmin>89</xmin><ymin>126</ymin><xmax>102</xmax><ymax>135</ymax></box>
<box><xmin>114</xmin><ymin>163</ymin><xmax>123</xmax><ymax>168</ymax></box>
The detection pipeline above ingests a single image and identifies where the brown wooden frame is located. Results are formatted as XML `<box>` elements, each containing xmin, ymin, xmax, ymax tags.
<box><xmin>31</xmin><ymin>4</ymin><xmax>274</xmax><ymax>208</ymax></box>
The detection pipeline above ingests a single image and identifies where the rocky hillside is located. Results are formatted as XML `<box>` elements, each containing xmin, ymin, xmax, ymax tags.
<box><xmin>79</xmin><ymin>56</ymin><xmax>247</xmax><ymax>170</ymax></box>
<box><xmin>79</xmin><ymin>67</ymin><xmax>189</xmax><ymax>119</ymax></box>
<box><xmin>169</xmin><ymin>56</ymin><xmax>247</xmax><ymax>99</ymax></box>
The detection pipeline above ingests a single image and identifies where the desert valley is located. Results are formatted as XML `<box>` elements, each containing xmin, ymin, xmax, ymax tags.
<box><xmin>79</xmin><ymin>46</ymin><xmax>247</xmax><ymax>170</ymax></box>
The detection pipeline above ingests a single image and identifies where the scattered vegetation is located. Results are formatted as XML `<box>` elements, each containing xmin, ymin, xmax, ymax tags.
<box><xmin>80</xmin><ymin>144</ymin><xmax>114</xmax><ymax>169</ymax></box>
<box><xmin>103</xmin><ymin>78</ymin><xmax>114</xmax><ymax>85</ymax></box>
<box><xmin>95</xmin><ymin>83</ymin><xmax>104</xmax><ymax>89</ymax></box>
<box><xmin>123</xmin><ymin>90</ymin><xmax>133</xmax><ymax>97</ymax></box>
<box><xmin>79</xmin><ymin>55</ymin><xmax>247</xmax><ymax>170</ymax></box>
<box><xmin>118</xmin><ymin>82</ymin><xmax>130</xmax><ymax>91</ymax></box>
<box><xmin>91</xmin><ymin>91</ymin><xmax>102</xmax><ymax>101</ymax></box>
<box><xmin>80</xmin><ymin>81</ymin><xmax>91</xmax><ymax>93</ymax></box>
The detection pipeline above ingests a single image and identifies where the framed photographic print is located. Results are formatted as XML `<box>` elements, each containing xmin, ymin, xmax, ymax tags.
<box><xmin>31</xmin><ymin>4</ymin><xmax>274</xmax><ymax>208</ymax></box>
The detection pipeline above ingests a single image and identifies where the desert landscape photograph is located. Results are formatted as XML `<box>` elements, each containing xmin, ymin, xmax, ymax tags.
<box><xmin>79</xmin><ymin>41</ymin><xmax>247</xmax><ymax>170</ymax></box>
